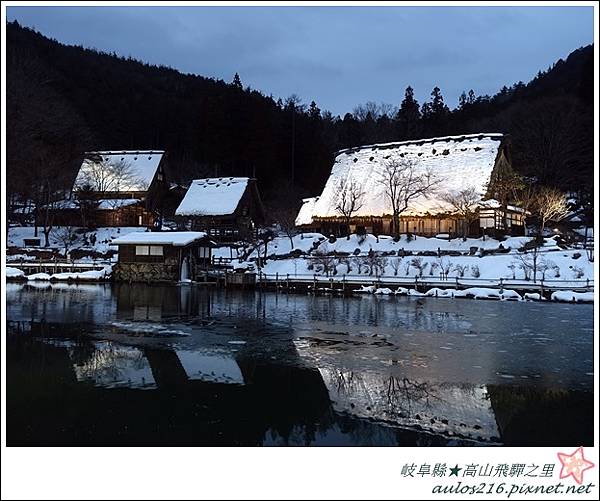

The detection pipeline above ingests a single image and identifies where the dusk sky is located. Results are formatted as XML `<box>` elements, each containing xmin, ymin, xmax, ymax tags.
<box><xmin>7</xmin><ymin>5</ymin><xmax>594</xmax><ymax>116</ymax></box>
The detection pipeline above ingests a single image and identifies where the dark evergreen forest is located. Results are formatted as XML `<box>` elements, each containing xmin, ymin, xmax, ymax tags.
<box><xmin>6</xmin><ymin>21</ymin><xmax>594</xmax><ymax>211</ymax></box>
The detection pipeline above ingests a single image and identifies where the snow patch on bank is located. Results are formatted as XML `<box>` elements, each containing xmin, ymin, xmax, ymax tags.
<box><xmin>551</xmin><ymin>291</ymin><xmax>594</xmax><ymax>303</ymax></box>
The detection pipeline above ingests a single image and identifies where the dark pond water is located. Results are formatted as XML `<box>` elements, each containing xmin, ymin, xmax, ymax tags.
<box><xmin>6</xmin><ymin>282</ymin><xmax>594</xmax><ymax>446</ymax></box>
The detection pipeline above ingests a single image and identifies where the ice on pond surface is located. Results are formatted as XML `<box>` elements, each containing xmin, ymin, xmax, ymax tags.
<box><xmin>177</xmin><ymin>350</ymin><xmax>244</xmax><ymax>385</ymax></box>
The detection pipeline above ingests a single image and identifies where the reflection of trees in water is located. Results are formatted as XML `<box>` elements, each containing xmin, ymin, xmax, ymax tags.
<box><xmin>385</xmin><ymin>376</ymin><xmax>443</xmax><ymax>416</ymax></box>
<box><xmin>326</xmin><ymin>369</ymin><xmax>445</xmax><ymax>420</ymax></box>
<box><xmin>70</xmin><ymin>339</ymin><xmax>97</xmax><ymax>367</ymax></box>
<box><xmin>73</xmin><ymin>342</ymin><xmax>146</xmax><ymax>383</ymax></box>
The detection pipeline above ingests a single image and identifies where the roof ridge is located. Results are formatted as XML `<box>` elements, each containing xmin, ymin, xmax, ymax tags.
<box><xmin>85</xmin><ymin>150</ymin><xmax>166</xmax><ymax>155</ymax></box>
<box><xmin>335</xmin><ymin>132</ymin><xmax>504</xmax><ymax>156</ymax></box>
<box><xmin>191</xmin><ymin>177</ymin><xmax>250</xmax><ymax>183</ymax></box>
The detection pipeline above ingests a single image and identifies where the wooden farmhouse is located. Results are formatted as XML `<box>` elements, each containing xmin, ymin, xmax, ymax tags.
<box><xmin>55</xmin><ymin>150</ymin><xmax>172</xmax><ymax>228</ymax></box>
<box><xmin>175</xmin><ymin>177</ymin><xmax>265</xmax><ymax>242</ymax></box>
<box><xmin>295</xmin><ymin>133</ymin><xmax>526</xmax><ymax>238</ymax></box>
<box><xmin>111</xmin><ymin>231</ymin><xmax>215</xmax><ymax>282</ymax></box>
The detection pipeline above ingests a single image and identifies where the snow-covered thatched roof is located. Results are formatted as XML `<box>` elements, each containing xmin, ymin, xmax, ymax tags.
<box><xmin>111</xmin><ymin>231</ymin><xmax>207</xmax><ymax>246</ymax></box>
<box><xmin>296</xmin><ymin>197</ymin><xmax>320</xmax><ymax>226</ymax></box>
<box><xmin>74</xmin><ymin>150</ymin><xmax>165</xmax><ymax>192</ymax></box>
<box><xmin>296</xmin><ymin>133</ymin><xmax>505</xmax><ymax>225</ymax></box>
<box><xmin>175</xmin><ymin>177</ymin><xmax>250</xmax><ymax>217</ymax></box>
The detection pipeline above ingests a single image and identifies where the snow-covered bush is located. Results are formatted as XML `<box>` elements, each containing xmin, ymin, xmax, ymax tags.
<box><xmin>570</xmin><ymin>266</ymin><xmax>584</xmax><ymax>279</ymax></box>
<box><xmin>338</xmin><ymin>257</ymin><xmax>352</xmax><ymax>274</ymax></box>
<box><xmin>470</xmin><ymin>264</ymin><xmax>480</xmax><ymax>278</ymax></box>
<box><xmin>538</xmin><ymin>258</ymin><xmax>556</xmax><ymax>281</ymax></box>
<box><xmin>410</xmin><ymin>257</ymin><xmax>426</xmax><ymax>277</ymax></box>
<box><xmin>377</xmin><ymin>257</ymin><xmax>388</xmax><ymax>277</ymax></box>
<box><xmin>429</xmin><ymin>261</ymin><xmax>440</xmax><ymax>276</ymax></box>
<box><xmin>453</xmin><ymin>264</ymin><xmax>467</xmax><ymax>278</ymax></box>
<box><xmin>351</xmin><ymin>256</ymin><xmax>363</xmax><ymax>274</ymax></box>
<box><xmin>313</xmin><ymin>251</ymin><xmax>336</xmax><ymax>276</ymax></box>
<box><xmin>390</xmin><ymin>258</ymin><xmax>402</xmax><ymax>276</ymax></box>
<box><xmin>403</xmin><ymin>259</ymin><xmax>412</xmax><ymax>276</ymax></box>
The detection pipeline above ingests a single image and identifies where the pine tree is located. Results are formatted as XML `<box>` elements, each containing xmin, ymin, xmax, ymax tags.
<box><xmin>308</xmin><ymin>100</ymin><xmax>321</xmax><ymax>120</ymax></box>
<box><xmin>430</xmin><ymin>86</ymin><xmax>449</xmax><ymax>116</ymax></box>
<box><xmin>232</xmin><ymin>72</ymin><xmax>243</xmax><ymax>89</ymax></box>
<box><xmin>395</xmin><ymin>86</ymin><xmax>421</xmax><ymax>139</ymax></box>
<box><xmin>422</xmin><ymin>86</ymin><xmax>450</xmax><ymax>137</ymax></box>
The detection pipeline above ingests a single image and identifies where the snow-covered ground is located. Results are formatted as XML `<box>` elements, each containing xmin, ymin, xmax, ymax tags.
<box><xmin>6</xmin><ymin>227</ymin><xmax>594</xmax><ymax>291</ymax></box>
<box><xmin>257</xmin><ymin>243</ymin><xmax>593</xmax><ymax>284</ymax></box>
<box><xmin>248</xmin><ymin>232</ymin><xmax>537</xmax><ymax>259</ymax></box>
<box><xmin>7</xmin><ymin>226</ymin><xmax>143</xmax><ymax>254</ymax></box>
<box><xmin>6</xmin><ymin>265</ymin><xmax>113</xmax><ymax>282</ymax></box>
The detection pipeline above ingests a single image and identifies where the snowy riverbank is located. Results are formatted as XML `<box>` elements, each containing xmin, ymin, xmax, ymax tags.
<box><xmin>5</xmin><ymin>265</ymin><xmax>113</xmax><ymax>282</ymax></box>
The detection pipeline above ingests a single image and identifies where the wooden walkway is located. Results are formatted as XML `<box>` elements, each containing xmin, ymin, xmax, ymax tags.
<box><xmin>7</xmin><ymin>261</ymin><xmax>108</xmax><ymax>275</ymax></box>
<box><xmin>254</xmin><ymin>272</ymin><xmax>594</xmax><ymax>297</ymax></box>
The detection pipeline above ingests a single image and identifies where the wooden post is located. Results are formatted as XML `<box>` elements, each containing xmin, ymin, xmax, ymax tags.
<box><xmin>286</xmin><ymin>273</ymin><xmax>289</xmax><ymax>292</ymax></box>
<box><xmin>275</xmin><ymin>272</ymin><xmax>279</xmax><ymax>290</ymax></box>
<box><xmin>313</xmin><ymin>274</ymin><xmax>316</xmax><ymax>293</ymax></box>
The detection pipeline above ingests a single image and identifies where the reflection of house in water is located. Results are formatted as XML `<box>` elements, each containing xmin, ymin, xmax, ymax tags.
<box><xmin>70</xmin><ymin>341</ymin><xmax>155</xmax><ymax>389</ymax></box>
<box><xmin>315</xmin><ymin>368</ymin><xmax>501</xmax><ymax>442</ymax></box>
<box><xmin>114</xmin><ymin>283</ymin><xmax>212</xmax><ymax>321</ymax></box>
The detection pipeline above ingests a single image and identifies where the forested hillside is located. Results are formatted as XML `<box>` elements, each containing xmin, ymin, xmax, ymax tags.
<box><xmin>6</xmin><ymin>21</ymin><xmax>594</xmax><ymax>211</ymax></box>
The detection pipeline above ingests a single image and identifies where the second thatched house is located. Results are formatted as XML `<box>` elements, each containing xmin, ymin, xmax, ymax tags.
<box><xmin>175</xmin><ymin>177</ymin><xmax>265</xmax><ymax>242</ymax></box>
<box><xmin>296</xmin><ymin>133</ymin><xmax>526</xmax><ymax>238</ymax></box>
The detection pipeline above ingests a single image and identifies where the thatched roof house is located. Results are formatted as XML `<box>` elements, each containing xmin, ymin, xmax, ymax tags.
<box><xmin>296</xmin><ymin>133</ymin><xmax>525</xmax><ymax>237</ymax></box>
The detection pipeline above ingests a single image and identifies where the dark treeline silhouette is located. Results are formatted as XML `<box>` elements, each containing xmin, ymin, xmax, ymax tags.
<box><xmin>6</xmin><ymin>21</ymin><xmax>594</xmax><ymax>215</ymax></box>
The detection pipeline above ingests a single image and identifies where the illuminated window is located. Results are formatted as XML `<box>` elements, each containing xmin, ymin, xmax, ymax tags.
<box><xmin>136</xmin><ymin>245</ymin><xmax>149</xmax><ymax>255</ymax></box>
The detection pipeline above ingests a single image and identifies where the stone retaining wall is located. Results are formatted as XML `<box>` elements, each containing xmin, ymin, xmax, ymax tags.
<box><xmin>113</xmin><ymin>263</ymin><xmax>179</xmax><ymax>282</ymax></box>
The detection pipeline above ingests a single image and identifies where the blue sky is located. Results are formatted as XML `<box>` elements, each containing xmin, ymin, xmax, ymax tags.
<box><xmin>7</xmin><ymin>5</ymin><xmax>594</xmax><ymax>116</ymax></box>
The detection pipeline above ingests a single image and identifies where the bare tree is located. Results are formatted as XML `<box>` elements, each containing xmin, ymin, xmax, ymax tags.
<box><xmin>436</xmin><ymin>257</ymin><xmax>453</xmax><ymax>279</ymax></box>
<box><xmin>531</xmin><ymin>187</ymin><xmax>569</xmax><ymax>236</ymax></box>
<box><xmin>334</xmin><ymin>179</ymin><xmax>365</xmax><ymax>237</ymax></box>
<box><xmin>273</xmin><ymin>207</ymin><xmax>298</xmax><ymax>249</ymax></box>
<box><xmin>75</xmin><ymin>158</ymin><xmax>144</xmax><ymax>202</ymax></box>
<box><xmin>54</xmin><ymin>225</ymin><xmax>79</xmax><ymax>257</ymax></box>
<box><xmin>486</xmin><ymin>169</ymin><xmax>522</xmax><ymax>233</ymax></box>
<box><xmin>440</xmin><ymin>187</ymin><xmax>481</xmax><ymax>239</ymax></box>
<box><xmin>379</xmin><ymin>158</ymin><xmax>439</xmax><ymax>239</ymax></box>
<box><xmin>510</xmin><ymin>176</ymin><xmax>537</xmax><ymax>236</ymax></box>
